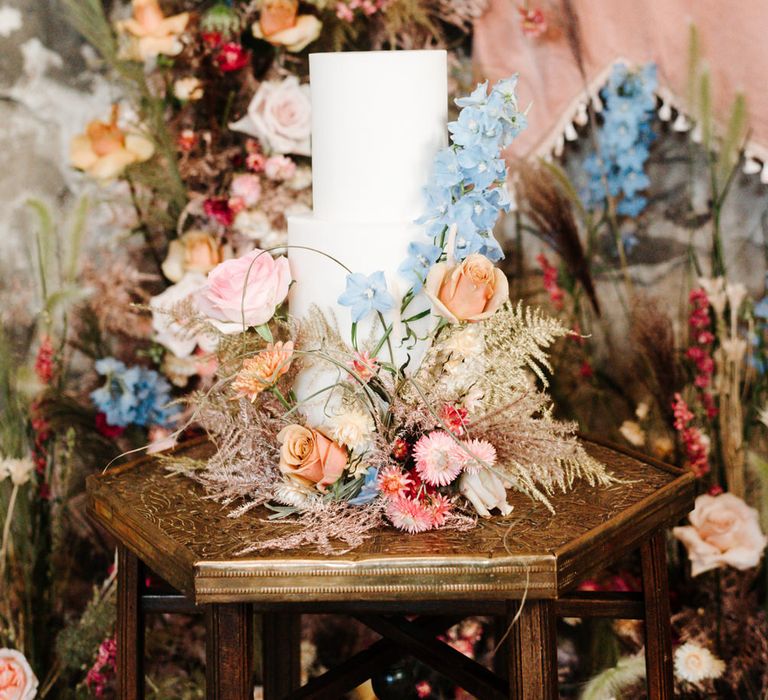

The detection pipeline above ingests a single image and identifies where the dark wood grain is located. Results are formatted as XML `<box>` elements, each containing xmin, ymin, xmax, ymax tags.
<box><xmin>641</xmin><ymin>532</ymin><xmax>674</xmax><ymax>699</ymax></box>
<box><xmin>117</xmin><ymin>545</ymin><xmax>144</xmax><ymax>700</ymax></box>
<box><xmin>508</xmin><ymin>600</ymin><xmax>558</xmax><ymax>700</ymax></box>
<box><xmin>262</xmin><ymin>613</ymin><xmax>301</xmax><ymax>700</ymax></box>
<box><xmin>205</xmin><ymin>603</ymin><xmax>253</xmax><ymax>700</ymax></box>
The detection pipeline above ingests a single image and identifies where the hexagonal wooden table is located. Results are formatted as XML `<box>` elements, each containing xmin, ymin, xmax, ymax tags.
<box><xmin>87</xmin><ymin>437</ymin><xmax>694</xmax><ymax>700</ymax></box>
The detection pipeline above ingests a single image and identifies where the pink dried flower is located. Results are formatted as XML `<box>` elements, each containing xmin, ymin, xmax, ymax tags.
<box><xmin>264</xmin><ymin>155</ymin><xmax>297</xmax><ymax>181</ymax></box>
<box><xmin>230</xmin><ymin>173</ymin><xmax>262</xmax><ymax>208</ymax></box>
<box><xmin>86</xmin><ymin>636</ymin><xmax>117</xmax><ymax>697</ymax></box>
<box><xmin>377</xmin><ymin>465</ymin><xmax>412</xmax><ymax>499</ymax></box>
<box><xmin>686</xmin><ymin>288</ymin><xmax>717</xmax><ymax>419</ymax></box>
<box><xmin>35</xmin><ymin>335</ymin><xmax>55</xmax><ymax>383</ymax></box>
<box><xmin>391</xmin><ymin>437</ymin><xmax>409</xmax><ymax>461</ymax></box>
<box><xmin>177</xmin><ymin>129</ymin><xmax>197</xmax><ymax>152</ymax></box>
<box><xmin>413</xmin><ymin>431</ymin><xmax>463</xmax><ymax>486</ymax></box>
<box><xmin>439</xmin><ymin>404</ymin><xmax>468</xmax><ymax>436</ymax></box>
<box><xmin>246</xmin><ymin>151</ymin><xmax>266</xmax><ymax>172</ymax></box>
<box><xmin>428</xmin><ymin>493</ymin><xmax>452</xmax><ymax>527</ymax></box>
<box><xmin>453</xmin><ymin>438</ymin><xmax>496</xmax><ymax>474</ymax></box>
<box><xmin>415</xmin><ymin>680</ymin><xmax>432</xmax><ymax>698</ymax></box>
<box><xmin>348</xmin><ymin>349</ymin><xmax>379</xmax><ymax>382</ymax></box>
<box><xmin>386</xmin><ymin>496</ymin><xmax>433</xmax><ymax>533</ymax></box>
<box><xmin>579</xmin><ymin>360</ymin><xmax>593</xmax><ymax>379</ymax></box>
<box><xmin>519</xmin><ymin>6</ymin><xmax>547</xmax><ymax>38</ymax></box>
<box><xmin>671</xmin><ymin>393</ymin><xmax>710</xmax><ymax>476</ymax></box>
<box><xmin>215</xmin><ymin>42</ymin><xmax>251</xmax><ymax>72</ymax></box>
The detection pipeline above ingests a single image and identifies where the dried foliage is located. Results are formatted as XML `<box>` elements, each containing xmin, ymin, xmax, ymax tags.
<box><xmin>515</xmin><ymin>161</ymin><xmax>600</xmax><ymax>314</ymax></box>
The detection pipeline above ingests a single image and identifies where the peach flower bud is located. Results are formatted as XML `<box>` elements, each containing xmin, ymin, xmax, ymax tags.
<box><xmin>232</xmin><ymin>341</ymin><xmax>294</xmax><ymax>401</ymax></box>
<box><xmin>162</xmin><ymin>230</ymin><xmax>223</xmax><ymax>282</ymax></box>
<box><xmin>425</xmin><ymin>254</ymin><xmax>509</xmax><ymax>324</ymax></box>
<box><xmin>277</xmin><ymin>425</ymin><xmax>347</xmax><ymax>491</ymax></box>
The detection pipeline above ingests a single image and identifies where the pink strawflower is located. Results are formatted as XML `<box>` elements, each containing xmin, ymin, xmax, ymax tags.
<box><xmin>413</xmin><ymin>431</ymin><xmax>463</xmax><ymax>486</ymax></box>
<box><xmin>264</xmin><ymin>155</ymin><xmax>297</xmax><ymax>181</ymax></box>
<box><xmin>428</xmin><ymin>493</ymin><xmax>452</xmax><ymax>527</ymax></box>
<box><xmin>348</xmin><ymin>349</ymin><xmax>379</xmax><ymax>382</ymax></box>
<box><xmin>439</xmin><ymin>404</ymin><xmax>468</xmax><ymax>436</ymax></box>
<box><xmin>378</xmin><ymin>465</ymin><xmax>412</xmax><ymax>499</ymax></box>
<box><xmin>453</xmin><ymin>438</ymin><xmax>496</xmax><ymax>474</ymax></box>
<box><xmin>386</xmin><ymin>496</ymin><xmax>433</xmax><ymax>533</ymax></box>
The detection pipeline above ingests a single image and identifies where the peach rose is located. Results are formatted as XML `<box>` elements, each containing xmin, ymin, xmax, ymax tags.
<box><xmin>70</xmin><ymin>106</ymin><xmax>154</xmax><ymax>180</ymax></box>
<box><xmin>116</xmin><ymin>0</ymin><xmax>189</xmax><ymax>60</ymax></box>
<box><xmin>673</xmin><ymin>493</ymin><xmax>768</xmax><ymax>576</ymax></box>
<box><xmin>252</xmin><ymin>0</ymin><xmax>322</xmax><ymax>53</ymax></box>
<box><xmin>277</xmin><ymin>425</ymin><xmax>347</xmax><ymax>491</ymax></box>
<box><xmin>425</xmin><ymin>254</ymin><xmax>508</xmax><ymax>323</ymax></box>
<box><xmin>0</xmin><ymin>648</ymin><xmax>38</xmax><ymax>700</ymax></box>
<box><xmin>197</xmin><ymin>248</ymin><xmax>291</xmax><ymax>334</ymax></box>
<box><xmin>162</xmin><ymin>230</ymin><xmax>223</xmax><ymax>282</ymax></box>
<box><xmin>232</xmin><ymin>341</ymin><xmax>294</xmax><ymax>401</ymax></box>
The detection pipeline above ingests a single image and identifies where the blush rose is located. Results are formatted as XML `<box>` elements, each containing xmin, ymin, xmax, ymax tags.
<box><xmin>277</xmin><ymin>425</ymin><xmax>347</xmax><ymax>491</ymax></box>
<box><xmin>425</xmin><ymin>253</ymin><xmax>508</xmax><ymax>323</ymax></box>
<box><xmin>0</xmin><ymin>648</ymin><xmax>38</xmax><ymax>700</ymax></box>
<box><xmin>673</xmin><ymin>492</ymin><xmax>768</xmax><ymax>576</ymax></box>
<box><xmin>230</xmin><ymin>76</ymin><xmax>311</xmax><ymax>156</ymax></box>
<box><xmin>197</xmin><ymin>249</ymin><xmax>291</xmax><ymax>334</ymax></box>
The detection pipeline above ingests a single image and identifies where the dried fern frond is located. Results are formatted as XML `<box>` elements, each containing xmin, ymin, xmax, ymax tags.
<box><xmin>516</xmin><ymin>161</ymin><xmax>600</xmax><ymax>315</ymax></box>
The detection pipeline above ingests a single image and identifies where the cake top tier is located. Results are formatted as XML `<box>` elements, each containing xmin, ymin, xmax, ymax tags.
<box><xmin>309</xmin><ymin>50</ymin><xmax>447</xmax><ymax>225</ymax></box>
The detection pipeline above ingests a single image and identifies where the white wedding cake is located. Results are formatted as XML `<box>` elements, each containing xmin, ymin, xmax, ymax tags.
<box><xmin>287</xmin><ymin>50</ymin><xmax>447</xmax><ymax>420</ymax></box>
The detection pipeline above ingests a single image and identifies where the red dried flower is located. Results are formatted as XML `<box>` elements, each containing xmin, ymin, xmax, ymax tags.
<box><xmin>519</xmin><ymin>6</ymin><xmax>547</xmax><ymax>38</ymax></box>
<box><xmin>95</xmin><ymin>412</ymin><xmax>126</xmax><ymax>439</ymax></box>
<box><xmin>177</xmin><ymin>129</ymin><xmax>198</xmax><ymax>152</ymax></box>
<box><xmin>34</xmin><ymin>335</ymin><xmax>55</xmax><ymax>383</ymax></box>
<box><xmin>536</xmin><ymin>253</ymin><xmax>564</xmax><ymax>309</ymax></box>
<box><xmin>391</xmin><ymin>437</ymin><xmax>410</xmax><ymax>461</ymax></box>
<box><xmin>203</xmin><ymin>197</ymin><xmax>235</xmax><ymax>227</ymax></box>
<box><xmin>215</xmin><ymin>42</ymin><xmax>251</xmax><ymax>72</ymax></box>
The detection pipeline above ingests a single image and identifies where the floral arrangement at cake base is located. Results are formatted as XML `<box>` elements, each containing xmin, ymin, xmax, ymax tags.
<box><xmin>160</xmin><ymin>67</ymin><xmax>614</xmax><ymax>553</ymax></box>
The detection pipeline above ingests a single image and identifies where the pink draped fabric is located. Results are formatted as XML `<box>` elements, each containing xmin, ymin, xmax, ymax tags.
<box><xmin>473</xmin><ymin>0</ymin><xmax>768</xmax><ymax>158</ymax></box>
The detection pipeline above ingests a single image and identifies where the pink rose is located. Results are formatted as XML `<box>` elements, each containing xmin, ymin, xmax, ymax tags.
<box><xmin>673</xmin><ymin>493</ymin><xmax>768</xmax><ymax>576</ymax></box>
<box><xmin>230</xmin><ymin>173</ymin><xmax>262</xmax><ymax>208</ymax></box>
<box><xmin>230</xmin><ymin>76</ymin><xmax>311</xmax><ymax>156</ymax></box>
<box><xmin>277</xmin><ymin>424</ymin><xmax>347</xmax><ymax>491</ymax></box>
<box><xmin>197</xmin><ymin>249</ymin><xmax>291</xmax><ymax>333</ymax></box>
<box><xmin>425</xmin><ymin>253</ymin><xmax>508</xmax><ymax>323</ymax></box>
<box><xmin>264</xmin><ymin>155</ymin><xmax>297</xmax><ymax>181</ymax></box>
<box><xmin>0</xmin><ymin>648</ymin><xmax>38</xmax><ymax>700</ymax></box>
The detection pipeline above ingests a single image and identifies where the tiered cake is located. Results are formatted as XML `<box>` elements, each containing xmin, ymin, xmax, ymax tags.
<box><xmin>287</xmin><ymin>50</ymin><xmax>448</xmax><ymax>417</ymax></box>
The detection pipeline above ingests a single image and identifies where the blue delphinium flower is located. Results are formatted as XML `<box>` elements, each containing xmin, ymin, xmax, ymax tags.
<box><xmin>409</xmin><ymin>74</ymin><xmax>526</xmax><ymax>287</ymax></box>
<box><xmin>91</xmin><ymin>358</ymin><xmax>177</xmax><ymax>428</ymax></box>
<box><xmin>398</xmin><ymin>242</ymin><xmax>442</xmax><ymax>291</ymax></box>
<box><xmin>582</xmin><ymin>62</ymin><xmax>658</xmax><ymax>217</ymax></box>
<box><xmin>348</xmin><ymin>467</ymin><xmax>380</xmax><ymax>505</ymax></box>
<box><xmin>338</xmin><ymin>271</ymin><xmax>395</xmax><ymax>323</ymax></box>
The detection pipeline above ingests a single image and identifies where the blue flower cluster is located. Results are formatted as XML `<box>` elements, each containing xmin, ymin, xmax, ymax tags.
<box><xmin>91</xmin><ymin>357</ymin><xmax>178</xmax><ymax>428</ymax></box>
<box><xmin>411</xmin><ymin>76</ymin><xmax>527</xmax><ymax>272</ymax></box>
<box><xmin>582</xmin><ymin>63</ymin><xmax>658</xmax><ymax>217</ymax></box>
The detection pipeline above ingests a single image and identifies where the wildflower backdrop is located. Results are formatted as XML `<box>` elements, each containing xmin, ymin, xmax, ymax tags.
<box><xmin>1</xmin><ymin>0</ymin><xmax>768</xmax><ymax>698</ymax></box>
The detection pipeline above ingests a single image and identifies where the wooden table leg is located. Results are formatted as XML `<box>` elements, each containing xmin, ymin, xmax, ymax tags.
<box><xmin>262</xmin><ymin>613</ymin><xmax>301</xmax><ymax>700</ymax></box>
<box><xmin>508</xmin><ymin>600</ymin><xmax>558</xmax><ymax>700</ymax></box>
<box><xmin>206</xmin><ymin>603</ymin><xmax>254</xmax><ymax>700</ymax></box>
<box><xmin>117</xmin><ymin>544</ymin><xmax>144</xmax><ymax>700</ymax></box>
<box><xmin>641</xmin><ymin>532</ymin><xmax>674</xmax><ymax>699</ymax></box>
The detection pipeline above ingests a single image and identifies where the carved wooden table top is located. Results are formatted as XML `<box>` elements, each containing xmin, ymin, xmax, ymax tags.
<box><xmin>86</xmin><ymin>438</ymin><xmax>695</xmax><ymax>605</ymax></box>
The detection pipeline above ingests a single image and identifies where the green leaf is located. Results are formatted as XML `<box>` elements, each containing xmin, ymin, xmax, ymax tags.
<box><xmin>254</xmin><ymin>324</ymin><xmax>274</xmax><ymax>344</ymax></box>
<box><xmin>716</xmin><ymin>92</ymin><xmax>747</xmax><ymax>188</ymax></box>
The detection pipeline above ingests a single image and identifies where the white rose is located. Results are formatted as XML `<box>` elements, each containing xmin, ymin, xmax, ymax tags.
<box><xmin>150</xmin><ymin>273</ymin><xmax>219</xmax><ymax>359</ymax></box>
<box><xmin>459</xmin><ymin>468</ymin><xmax>513</xmax><ymax>518</ymax></box>
<box><xmin>230</xmin><ymin>76</ymin><xmax>311</xmax><ymax>156</ymax></box>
